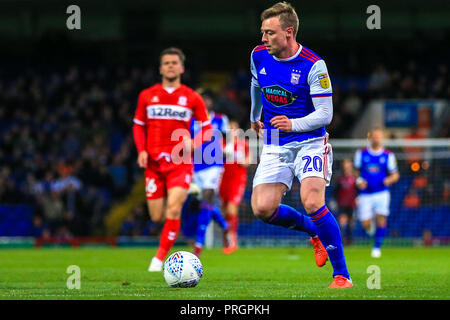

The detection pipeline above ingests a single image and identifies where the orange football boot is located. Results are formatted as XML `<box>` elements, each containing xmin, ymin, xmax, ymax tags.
<box><xmin>310</xmin><ymin>236</ymin><xmax>328</xmax><ymax>267</ymax></box>
<box><xmin>328</xmin><ymin>275</ymin><xmax>353</xmax><ymax>288</ymax></box>
<box><xmin>222</xmin><ymin>229</ymin><xmax>238</xmax><ymax>255</ymax></box>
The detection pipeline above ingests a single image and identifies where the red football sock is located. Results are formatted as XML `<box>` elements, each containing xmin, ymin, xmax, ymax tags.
<box><xmin>155</xmin><ymin>218</ymin><xmax>180</xmax><ymax>261</ymax></box>
<box><xmin>227</xmin><ymin>214</ymin><xmax>238</xmax><ymax>234</ymax></box>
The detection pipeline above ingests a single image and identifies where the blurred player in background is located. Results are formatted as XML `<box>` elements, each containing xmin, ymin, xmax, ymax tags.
<box><xmin>334</xmin><ymin>159</ymin><xmax>357</xmax><ymax>245</ymax></box>
<box><xmin>191</xmin><ymin>90</ymin><xmax>230</xmax><ymax>257</ymax></box>
<box><xmin>132</xmin><ymin>47</ymin><xmax>212</xmax><ymax>271</ymax></box>
<box><xmin>220</xmin><ymin>120</ymin><xmax>251</xmax><ymax>254</ymax></box>
<box><xmin>250</xmin><ymin>2</ymin><xmax>352</xmax><ymax>288</ymax></box>
<box><xmin>354</xmin><ymin>128</ymin><xmax>400</xmax><ymax>258</ymax></box>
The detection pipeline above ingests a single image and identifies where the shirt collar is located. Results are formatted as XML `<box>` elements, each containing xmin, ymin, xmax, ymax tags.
<box><xmin>273</xmin><ymin>43</ymin><xmax>302</xmax><ymax>62</ymax></box>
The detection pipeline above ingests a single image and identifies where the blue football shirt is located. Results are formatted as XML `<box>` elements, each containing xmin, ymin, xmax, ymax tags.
<box><xmin>354</xmin><ymin>147</ymin><xmax>398</xmax><ymax>194</ymax></box>
<box><xmin>250</xmin><ymin>43</ymin><xmax>332</xmax><ymax>145</ymax></box>
<box><xmin>191</xmin><ymin>111</ymin><xmax>229</xmax><ymax>172</ymax></box>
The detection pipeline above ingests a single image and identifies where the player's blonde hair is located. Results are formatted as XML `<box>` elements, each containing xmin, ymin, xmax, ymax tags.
<box><xmin>160</xmin><ymin>47</ymin><xmax>186</xmax><ymax>65</ymax></box>
<box><xmin>261</xmin><ymin>2</ymin><xmax>299</xmax><ymax>38</ymax></box>
<box><xmin>367</xmin><ymin>127</ymin><xmax>384</xmax><ymax>139</ymax></box>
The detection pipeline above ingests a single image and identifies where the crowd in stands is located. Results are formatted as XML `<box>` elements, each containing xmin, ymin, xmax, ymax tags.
<box><xmin>0</xmin><ymin>56</ymin><xmax>448</xmax><ymax>238</ymax></box>
<box><xmin>0</xmin><ymin>65</ymin><xmax>149</xmax><ymax>237</ymax></box>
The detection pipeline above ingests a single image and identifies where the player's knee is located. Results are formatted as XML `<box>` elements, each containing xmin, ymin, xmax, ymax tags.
<box><xmin>361</xmin><ymin>220</ymin><xmax>371</xmax><ymax>230</ymax></box>
<box><xmin>302</xmin><ymin>198</ymin><xmax>323</xmax><ymax>215</ymax></box>
<box><xmin>166</xmin><ymin>204</ymin><xmax>182</xmax><ymax>219</ymax></box>
<box><xmin>251</xmin><ymin>198</ymin><xmax>277</xmax><ymax>220</ymax></box>
<box><xmin>376</xmin><ymin>215</ymin><xmax>387</xmax><ymax>227</ymax></box>
<box><xmin>151</xmin><ymin>214</ymin><xmax>165</xmax><ymax>224</ymax></box>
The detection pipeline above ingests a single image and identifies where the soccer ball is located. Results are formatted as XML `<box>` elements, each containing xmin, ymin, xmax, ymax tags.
<box><xmin>163</xmin><ymin>251</ymin><xmax>203</xmax><ymax>288</ymax></box>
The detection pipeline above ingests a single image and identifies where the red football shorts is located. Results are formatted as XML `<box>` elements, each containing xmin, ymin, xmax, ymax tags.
<box><xmin>145</xmin><ymin>160</ymin><xmax>193</xmax><ymax>200</ymax></box>
<box><xmin>219</xmin><ymin>169</ymin><xmax>247</xmax><ymax>205</ymax></box>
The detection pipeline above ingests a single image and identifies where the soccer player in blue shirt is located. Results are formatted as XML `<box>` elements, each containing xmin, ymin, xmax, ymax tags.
<box><xmin>191</xmin><ymin>90</ymin><xmax>230</xmax><ymax>257</ymax></box>
<box><xmin>354</xmin><ymin>128</ymin><xmax>400</xmax><ymax>258</ymax></box>
<box><xmin>250</xmin><ymin>2</ymin><xmax>352</xmax><ymax>288</ymax></box>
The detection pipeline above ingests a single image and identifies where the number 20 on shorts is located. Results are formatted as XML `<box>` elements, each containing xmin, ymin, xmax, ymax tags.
<box><xmin>302</xmin><ymin>155</ymin><xmax>323</xmax><ymax>173</ymax></box>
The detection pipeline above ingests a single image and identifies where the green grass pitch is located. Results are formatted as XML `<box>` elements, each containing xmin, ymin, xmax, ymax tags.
<box><xmin>0</xmin><ymin>246</ymin><xmax>449</xmax><ymax>300</ymax></box>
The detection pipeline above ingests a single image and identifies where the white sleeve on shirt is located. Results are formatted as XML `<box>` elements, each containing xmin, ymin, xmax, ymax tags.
<box><xmin>250</xmin><ymin>84</ymin><xmax>263</xmax><ymax>122</ymax></box>
<box><xmin>221</xmin><ymin>114</ymin><xmax>230</xmax><ymax>134</ymax></box>
<box><xmin>387</xmin><ymin>152</ymin><xmax>398</xmax><ymax>173</ymax></box>
<box><xmin>290</xmin><ymin>59</ymin><xmax>333</xmax><ymax>132</ymax></box>
<box><xmin>250</xmin><ymin>52</ymin><xmax>263</xmax><ymax>122</ymax></box>
<box><xmin>354</xmin><ymin>149</ymin><xmax>362</xmax><ymax>169</ymax></box>
<box><xmin>308</xmin><ymin>60</ymin><xmax>333</xmax><ymax>96</ymax></box>
<box><xmin>290</xmin><ymin>96</ymin><xmax>333</xmax><ymax>132</ymax></box>
<box><xmin>250</xmin><ymin>52</ymin><xmax>259</xmax><ymax>86</ymax></box>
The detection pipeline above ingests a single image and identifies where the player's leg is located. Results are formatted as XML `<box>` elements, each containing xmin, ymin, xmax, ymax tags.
<box><xmin>301</xmin><ymin>177</ymin><xmax>351</xmax><ymax>287</ymax></box>
<box><xmin>208</xmin><ymin>167</ymin><xmax>228</xmax><ymax>231</ymax></box>
<box><xmin>296</xmin><ymin>138</ymin><xmax>351</xmax><ymax>287</ymax></box>
<box><xmin>221</xmin><ymin>172</ymin><xmax>245</xmax><ymax>254</ymax></box>
<box><xmin>371</xmin><ymin>191</ymin><xmax>390</xmax><ymax>258</ymax></box>
<box><xmin>251</xmin><ymin>147</ymin><xmax>319</xmax><ymax>238</ymax></box>
<box><xmin>145</xmin><ymin>169</ymin><xmax>166</xmax><ymax>223</ymax></box>
<box><xmin>251</xmin><ymin>182</ymin><xmax>318</xmax><ymax>236</ymax></box>
<box><xmin>147</xmin><ymin>199</ymin><xmax>165</xmax><ymax>223</ymax></box>
<box><xmin>150</xmin><ymin>164</ymin><xmax>192</xmax><ymax>271</ymax></box>
<box><xmin>194</xmin><ymin>188</ymin><xmax>215</xmax><ymax>256</ymax></box>
<box><xmin>147</xmin><ymin>198</ymin><xmax>167</xmax><ymax>271</ymax></box>
<box><xmin>358</xmin><ymin>194</ymin><xmax>376</xmax><ymax>236</ymax></box>
<box><xmin>144</xmin><ymin>169</ymin><xmax>170</xmax><ymax>271</ymax></box>
<box><xmin>222</xmin><ymin>201</ymin><xmax>239</xmax><ymax>254</ymax></box>
<box><xmin>154</xmin><ymin>186</ymin><xmax>188</xmax><ymax>263</ymax></box>
<box><xmin>347</xmin><ymin>208</ymin><xmax>355</xmax><ymax>245</ymax></box>
<box><xmin>339</xmin><ymin>207</ymin><xmax>354</xmax><ymax>245</ymax></box>
<box><xmin>211</xmin><ymin>202</ymin><xmax>228</xmax><ymax>231</ymax></box>
<box><xmin>338</xmin><ymin>208</ymin><xmax>349</xmax><ymax>244</ymax></box>
<box><xmin>193</xmin><ymin>166</ymin><xmax>227</xmax><ymax>256</ymax></box>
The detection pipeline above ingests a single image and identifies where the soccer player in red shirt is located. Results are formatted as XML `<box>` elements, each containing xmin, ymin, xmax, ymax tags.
<box><xmin>132</xmin><ymin>47</ymin><xmax>212</xmax><ymax>272</ymax></box>
<box><xmin>334</xmin><ymin>159</ymin><xmax>357</xmax><ymax>245</ymax></box>
<box><xmin>220</xmin><ymin>120</ymin><xmax>251</xmax><ymax>254</ymax></box>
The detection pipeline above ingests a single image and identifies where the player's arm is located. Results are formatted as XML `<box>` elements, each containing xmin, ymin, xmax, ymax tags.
<box><xmin>133</xmin><ymin>91</ymin><xmax>148</xmax><ymax>168</ymax></box>
<box><xmin>249</xmin><ymin>51</ymin><xmax>264</xmax><ymax>137</ymax></box>
<box><xmin>384</xmin><ymin>152</ymin><xmax>400</xmax><ymax>186</ymax></box>
<box><xmin>353</xmin><ymin>149</ymin><xmax>367</xmax><ymax>190</ymax></box>
<box><xmin>271</xmin><ymin>60</ymin><xmax>333</xmax><ymax>132</ymax></box>
<box><xmin>192</xmin><ymin>92</ymin><xmax>213</xmax><ymax>150</ymax></box>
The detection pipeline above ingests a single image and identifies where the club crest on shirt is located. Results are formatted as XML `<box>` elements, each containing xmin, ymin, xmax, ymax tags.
<box><xmin>291</xmin><ymin>72</ymin><xmax>301</xmax><ymax>85</ymax></box>
<box><xmin>261</xmin><ymin>85</ymin><xmax>293</xmax><ymax>107</ymax></box>
<box><xmin>177</xmin><ymin>96</ymin><xmax>187</xmax><ymax>106</ymax></box>
<box><xmin>318</xmin><ymin>73</ymin><xmax>330</xmax><ymax>89</ymax></box>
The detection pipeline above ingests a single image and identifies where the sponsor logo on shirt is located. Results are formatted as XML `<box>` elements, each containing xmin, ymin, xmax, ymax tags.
<box><xmin>318</xmin><ymin>73</ymin><xmax>330</xmax><ymax>89</ymax></box>
<box><xmin>367</xmin><ymin>164</ymin><xmax>381</xmax><ymax>173</ymax></box>
<box><xmin>146</xmin><ymin>104</ymin><xmax>193</xmax><ymax>121</ymax></box>
<box><xmin>261</xmin><ymin>85</ymin><xmax>293</xmax><ymax>107</ymax></box>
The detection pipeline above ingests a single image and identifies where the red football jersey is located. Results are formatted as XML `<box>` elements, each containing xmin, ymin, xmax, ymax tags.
<box><xmin>223</xmin><ymin>138</ymin><xmax>249</xmax><ymax>176</ymax></box>
<box><xmin>336</xmin><ymin>174</ymin><xmax>357</xmax><ymax>208</ymax></box>
<box><xmin>133</xmin><ymin>83</ymin><xmax>211</xmax><ymax>160</ymax></box>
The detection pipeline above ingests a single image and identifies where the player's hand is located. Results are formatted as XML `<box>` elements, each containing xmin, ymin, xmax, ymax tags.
<box><xmin>383</xmin><ymin>177</ymin><xmax>392</xmax><ymax>187</ymax></box>
<box><xmin>356</xmin><ymin>177</ymin><xmax>367</xmax><ymax>190</ymax></box>
<box><xmin>270</xmin><ymin>115</ymin><xmax>292</xmax><ymax>132</ymax></box>
<box><xmin>250</xmin><ymin>121</ymin><xmax>264</xmax><ymax>138</ymax></box>
<box><xmin>137</xmin><ymin>151</ymin><xmax>148</xmax><ymax>168</ymax></box>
